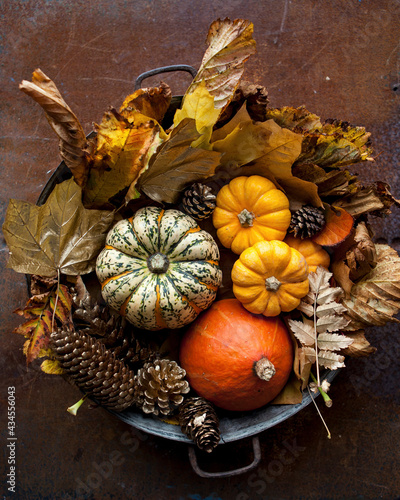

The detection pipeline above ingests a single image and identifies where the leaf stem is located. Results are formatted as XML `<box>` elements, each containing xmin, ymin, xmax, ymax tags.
<box><xmin>67</xmin><ymin>395</ymin><xmax>88</xmax><ymax>416</ymax></box>
<box><xmin>310</xmin><ymin>372</ymin><xmax>332</xmax><ymax>407</ymax></box>
<box><xmin>313</xmin><ymin>286</ymin><xmax>321</xmax><ymax>388</ymax></box>
<box><xmin>307</xmin><ymin>386</ymin><xmax>331</xmax><ymax>439</ymax></box>
<box><xmin>51</xmin><ymin>268</ymin><xmax>61</xmax><ymax>333</ymax></box>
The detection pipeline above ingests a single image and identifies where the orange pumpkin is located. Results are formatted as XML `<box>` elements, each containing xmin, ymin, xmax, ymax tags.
<box><xmin>231</xmin><ymin>240</ymin><xmax>309</xmax><ymax>317</ymax></box>
<box><xmin>284</xmin><ymin>235</ymin><xmax>330</xmax><ymax>272</ymax></box>
<box><xmin>212</xmin><ymin>175</ymin><xmax>291</xmax><ymax>255</ymax></box>
<box><xmin>179</xmin><ymin>299</ymin><xmax>294</xmax><ymax>411</ymax></box>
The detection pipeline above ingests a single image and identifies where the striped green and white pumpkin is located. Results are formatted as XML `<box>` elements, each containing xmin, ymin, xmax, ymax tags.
<box><xmin>96</xmin><ymin>206</ymin><xmax>222</xmax><ymax>330</ymax></box>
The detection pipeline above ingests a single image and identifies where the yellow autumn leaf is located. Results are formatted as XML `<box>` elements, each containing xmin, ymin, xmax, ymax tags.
<box><xmin>40</xmin><ymin>359</ymin><xmax>65</xmax><ymax>375</ymax></box>
<box><xmin>211</xmin><ymin>116</ymin><xmax>322</xmax><ymax>207</ymax></box>
<box><xmin>173</xmin><ymin>81</ymin><xmax>220</xmax><ymax>148</ymax></box>
<box><xmin>83</xmin><ymin>109</ymin><xmax>163</xmax><ymax>207</ymax></box>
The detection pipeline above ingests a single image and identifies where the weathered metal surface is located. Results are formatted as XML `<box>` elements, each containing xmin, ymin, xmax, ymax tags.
<box><xmin>1</xmin><ymin>1</ymin><xmax>399</xmax><ymax>498</ymax></box>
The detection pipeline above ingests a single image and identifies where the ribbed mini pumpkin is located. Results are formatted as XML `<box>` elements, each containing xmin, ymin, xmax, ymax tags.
<box><xmin>284</xmin><ymin>235</ymin><xmax>330</xmax><ymax>273</ymax></box>
<box><xmin>231</xmin><ymin>240</ymin><xmax>309</xmax><ymax>317</ymax></box>
<box><xmin>179</xmin><ymin>299</ymin><xmax>294</xmax><ymax>412</ymax></box>
<box><xmin>212</xmin><ymin>175</ymin><xmax>291</xmax><ymax>255</ymax></box>
<box><xmin>96</xmin><ymin>207</ymin><xmax>222</xmax><ymax>330</ymax></box>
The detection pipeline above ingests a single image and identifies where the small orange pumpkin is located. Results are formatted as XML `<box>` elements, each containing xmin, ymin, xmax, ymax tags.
<box><xmin>284</xmin><ymin>235</ymin><xmax>330</xmax><ymax>272</ymax></box>
<box><xmin>231</xmin><ymin>240</ymin><xmax>309</xmax><ymax>316</ymax></box>
<box><xmin>212</xmin><ymin>175</ymin><xmax>291</xmax><ymax>255</ymax></box>
<box><xmin>179</xmin><ymin>299</ymin><xmax>294</xmax><ymax>411</ymax></box>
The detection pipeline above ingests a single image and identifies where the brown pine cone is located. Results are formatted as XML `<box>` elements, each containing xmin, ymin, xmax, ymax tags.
<box><xmin>181</xmin><ymin>183</ymin><xmax>216</xmax><ymax>220</ymax></box>
<box><xmin>289</xmin><ymin>205</ymin><xmax>325</xmax><ymax>239</ymax></box>
<box><xmin>179</xmin><ymin>397</ymin><xmax>220</xmax><ymax>453</ymax></box>
<box><xmin>51</xmin><ymin>328</ymin><xmax>136</xmax><ymax>412</ymax></box>
<box><xmin>134</xmin><ymin>359</ymin><xmax>190</xmax><ymax>416</ymax></box>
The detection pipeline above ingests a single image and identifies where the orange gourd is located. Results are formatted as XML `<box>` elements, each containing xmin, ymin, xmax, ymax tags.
<box><xmin>179</xmin><ymin>299</ymin><xmax>294</xmax><ymax>411</ymax></box>
<box><xmin>231</xmin><ymin>240</ymin><xmax>309</xmax><ymax>317</ymax></box>
<box><xmin>284</xmin><ymin>235</ymin><xmax>330</xmax><ymax>272</ymax></box>
<box><xmin>212</xmin><ymin>175</ymin><xmax>291</xmax><ymax>255</ymax></box>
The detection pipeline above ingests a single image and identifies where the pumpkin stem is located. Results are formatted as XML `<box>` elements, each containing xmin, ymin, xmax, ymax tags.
<box><xmin>147</xmin><ymin>252</ymin><xmax>169</xmax><ymax>274</ymax></box>
<box><xmin>265</xmin><ymin>276</ymin><xmax>281</xmax><ymax>292</ymax></box>
<box><xmin>254</xmin><ymin>357</ymin><xmax>276</xmax><ymax>381</ymax></box>
<box><xmin>237</xmin><ymin>208</ymin><xmax>255</xmax><ymax>227</ymax></box>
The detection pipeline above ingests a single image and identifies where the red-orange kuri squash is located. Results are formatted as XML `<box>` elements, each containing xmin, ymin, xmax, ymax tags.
<box><xmin>179</xmin><ymin>299</ymin><xmax>294</xmax><ymax>412</ymax></box>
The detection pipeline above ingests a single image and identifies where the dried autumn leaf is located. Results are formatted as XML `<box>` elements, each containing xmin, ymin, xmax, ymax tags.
<box><xmin>287</xmin><ymin>319</ymin><xmax>315</xmax><ymax>346</ymax></box>
<box><xmin>270</xmin><ymin>373</ymin><xmax>303</xmax><ymax>405</ymax></box>
<box><xmin>292</xmin><ymin>164</ymin><xmax>360</xmax><ymax>199</ymax></box>
<box><xmin>14</xmin><ymin>309</ymin><xmax>53</xmax><ymax>364</ymax></box>
<box><xmin>317</xmin><ymin>333</ymin><xmax>354</xmax><ymax>351</ymax></box>
<box><xmin>312</xmin><ymin>205</ymin><xmax>354</xmax><ymax>247</ymax></box>
<box><xmin>19</xmin><ymin>69</ymin><xmax>88</xmax><ymax>187</ymax></box>
<box><xmin>83</xmin><ymin>109</ymin><xmax>162</xmax><ymax>207</ymax></box>
<box><xmin>215</xmin><ymin>81</ymin><xmax>269</xmax><ymax>128</ymax></box>
<box><xmin>288</xmin><ymin>266</ymin><xmax>353</xmax><ymax>377</ymax></box>
<box><xmin>265</xmin><ymin>105</ymin><xmax>322</xmax><ymax>133</ymax></box>
<box><xmin>14</xmin><ymin>284</ymin><xmax>73</xmax><ymax>364</ymax></box>
<box><xmin>30</xmin><ymin>275</ymin><xmax>58</xmax><ymax>296</ymax></box>
<box><xmin>343</xmin><ymin>244</ymin><xmax>400</xmax><ymax>330</ymax></box>
<box><xmin>346</xmin><ymin>222</ymin><xmax>377</xmax><ymax>282</ymax></box>
<box><xmin>173</xmin><ymin>81</ymin><xmax>221</xmax><ymax>148</ymax></box>
<box><xmin>120</xmin><ymin>83</ymin><xmax>172</xmax><ymax>124</ymax></box>
<box><xmin>340</xmin><ymin>330</ymin><xmax>377</xmax><ymax>358</ymax></box>
<box><xmin>334</xmin><ymin>182</ymin><xmax>400</xmax><ymax>218</ymax></box>
<box><xmin>40</xmin><ymin>359</ymin><xmax>64</xmax><ymax>375</ymax></box>
<box><xmin>137</xmin><ymin>119</ymin><xmax>222</xmax><ymax>204</ymax></box>
<box><xmin>3</xmin><ymin>178</ymin><xmax>114</xmax><ymax>277</ymax></box>
<box><xmin>185</xmin><ymin>18</ymin><xmax>256</xmax><ymax>111</ymax></box>
<box><xmin>315</xmin><ymin>350</ymin><xmax>346</xmax><ymax>370</ymax></box>
<box><xmin>295</xmin><ymin>119</ymin><xmax>373</xmax><ymax>170</ymax></box>
<box><xmin>15</xmin><ymin>284</ymin><xmax>73</xmax><ymax>326</ymax></box>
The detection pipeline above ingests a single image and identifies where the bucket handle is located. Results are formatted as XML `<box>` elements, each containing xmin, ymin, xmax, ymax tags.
<box><xmin>134</xmin><ymin>64</ymin><xmax>197</xmax><ymax>90</ymax></box>
<box><xmin>188</xmin><ymin>436</ymin><xmax>261</xmax><ymax>478</ymax></box>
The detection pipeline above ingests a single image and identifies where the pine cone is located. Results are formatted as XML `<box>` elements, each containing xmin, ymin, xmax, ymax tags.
<box><xmin>289</xmin><ymin>205</ymin><xmax>325</xmax><ymax>239</ymax></box>
<box><xmin>51</xmin><ymin>328</ymin><xmax>136</xmax><ymax>412</ymax></box>
<box><xmin>73</xmin><ymin>296</ymin><xmax>119</xmax><ymax>338</ymax></box>
<box><xmin>181</xmin><ymin>183</ymin><xmax>216</xmax><ymax>220</ymax></box>
<box><xmin>134</xmin><ymin>359</ymin><xmax>190</xmax><ymax>416</ymax></box>
<box><xmin>179</xmin><ymin>397</ymin><xmax>220</xmax><ymax>453</ymax></box>
<box><xmin>113</xmin><ymin>335</ymin><xmax>159</xmax><ymax>368</ymax></box>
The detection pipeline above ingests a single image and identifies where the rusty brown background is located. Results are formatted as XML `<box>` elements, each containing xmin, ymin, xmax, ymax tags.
<box><xmin>1</xmin><ymin>1</ymin><xmax>400</xmax><ymax>499</ymax></box>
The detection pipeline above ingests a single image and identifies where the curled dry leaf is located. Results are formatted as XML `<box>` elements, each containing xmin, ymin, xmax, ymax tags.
<box><xmin>3</xmin><ymin>178</ymin><xmax>114</xmax><ymax>277</ymax></box>
<box><xmin>120</xmin><ymin>82</ymin><xmax>172</xmax><ymax>124</ymax></box>
<box><xmin>343</xmin><ymin>244</ymin><xmax>400</xmax><ymax>330</ymax></box>
<box><xmin>186</xmin><ymin>18</ymin><xmax>256</xmax><ymax>111</ymax></box>
<box><xmin>340</xmin><ymin>330</ymin><xmax>377</xmax><ymax>358</ymax></box>
<box><xmin>215</xmin><ymin>81</ymin><xmax>269</xmax><ymax>127</ymax></box>
<box><xmin>292</xmin><ymin>164</ymin><xmax>360</xmax><ymax>199</ymax></box>
<box><xmin>137</xmin><ymin>119</ymin><xmax>222</xmax><ymax>204</ymax></box>
<box><xmin>334</xmin><ymin>181</ymin><xmax>400</xmax><ymax>218</ymax></box>
<box><xmin>265</xmin><ymin>105</ymin><xmax>322</xmax><ymax>133</ymax></box>
<box><xmin>19</xmin><ymin>69</ymin><xmax>88</xmax><ymax>187</ymax></box>
<box><xmin>295</xmin><ymin>119</ymin><xmax>373</xmax><ymax>170</ymax></box>
<box><xmin>346</xmin><ymin>222</ymin><xmax>377</xmax><ymax>282</ymax></box>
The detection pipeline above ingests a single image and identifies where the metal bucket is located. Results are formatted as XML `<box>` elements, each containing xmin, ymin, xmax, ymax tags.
<box><xmin>36</xmin><ymin>65</ymin><xmax>336</xmax><ymax>477</ymax></box>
